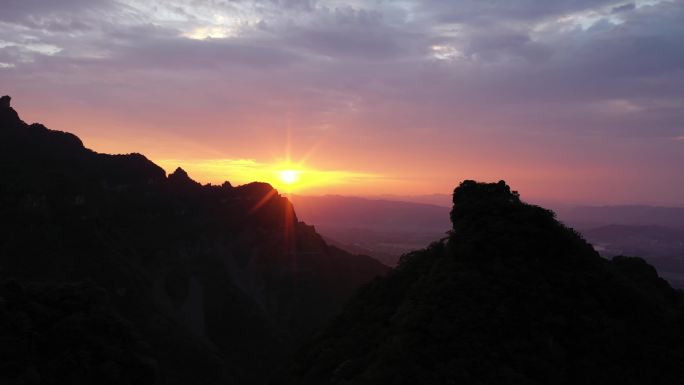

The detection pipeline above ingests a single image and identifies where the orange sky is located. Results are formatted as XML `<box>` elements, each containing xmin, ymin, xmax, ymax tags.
<box><xmin>12</xmin><ymin>97</ymin><xmax>682</xmax><ymax>206</ymax></box>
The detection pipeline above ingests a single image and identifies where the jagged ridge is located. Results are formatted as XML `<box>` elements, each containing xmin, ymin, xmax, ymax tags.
<box><xmin>0</xmin><ymin>96</ymin><xmax>388</xmax><ymax>385</ymax></box>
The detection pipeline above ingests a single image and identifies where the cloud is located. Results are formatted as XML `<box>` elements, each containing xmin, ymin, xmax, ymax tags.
<box><xmin>612</xmin><ymin>3</ymin><xmax>636</xmax><ymax>13</ymax></box>
<box><xmin>1</xmin><ymin>0</ymin><xmax>683</xmax><ymax>202</ymax></box>
<box><xmin>0</xmin><ymin>0</ymin><xmax>111</xmax><ymax>21</ymax></box>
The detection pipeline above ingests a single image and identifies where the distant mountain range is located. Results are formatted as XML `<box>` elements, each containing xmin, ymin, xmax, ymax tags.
<box><xmin>0</xmin><ymin>95</ymin><xmax>387</xmax><ymax>385</ymax></box>
<box><xmin>369</xmin><ymin>193</ymin><xmax>684</xmax><ymax>229</ymax></box>
<box><xmin>278</xmin><ymin>181</ymin><xmax>684</xmax><ymax>385</ymax></box>
<box><xmin>294</xmin><ymin>194</ymin><xmax>684</xmax><ymax>231</ymax></box>
<box><xmin>289</xmin><ymin>195</ymin><xmax>450</xmax><ymax>266</ymax></box>
<box><xmin>556</xmin><ymin>205</ymin><xmax>684</xmax><ymax>230</ymax></box>
<box><xmin>291</xmin><ymin>195</ymin><xmax>684</xmax><ymax>285</ymax></box>
<box><xmin>367</xmin><ymin>193</ymin><xmax>453</xmax><ymax>207</ymax></box>
<box><xmin>289</xmin><ymin>194</ymin><xmax>451</xmax><ymax>232</ymax></box>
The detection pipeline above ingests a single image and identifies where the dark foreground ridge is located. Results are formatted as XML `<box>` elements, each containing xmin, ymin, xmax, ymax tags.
<box><xmin>278</xmin><ymin>180</ymin><xmax>684</xmax><ymax>385</ymax></box>
<box><xmin>0</xmin><ymin>96</ymin><xmax>388</xmax><ymax>385</ymax></box>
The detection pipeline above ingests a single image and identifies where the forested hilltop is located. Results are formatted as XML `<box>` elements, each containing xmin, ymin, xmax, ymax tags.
<box><xmin>279</xmin><ymin>180</ymin><xmax>684</xmax><ymax>385</ymax></box>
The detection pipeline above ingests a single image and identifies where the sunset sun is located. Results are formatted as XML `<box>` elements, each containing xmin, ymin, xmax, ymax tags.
<box><xmin>278</xmin><ymin>169</ymin><xmax>300</xmax><ymax>185</ymax></box>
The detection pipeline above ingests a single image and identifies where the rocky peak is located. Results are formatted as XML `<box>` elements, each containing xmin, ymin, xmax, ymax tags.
<box><xmin>169</xmin><ymin>167</ymin><xmax>190</xmax><ymax>181</ymax></box>
<box><xmin>0</xmin><ymin>95</ymin><xmax>21</xmax><ymax>126</ymax></box>
<box><xmin>450</xmin><ymin>180</ymin><xmax>532</xmax><ymax>229</ymax></box>
<box><xmin>168</xmin><ymin>167</ymin><xmax>201</xmax><ymax>190</ymax></box>
<box><xmin>452</xmin><ymin>180</ymin><xmax>520</xmax><ymax>207</ymax></box>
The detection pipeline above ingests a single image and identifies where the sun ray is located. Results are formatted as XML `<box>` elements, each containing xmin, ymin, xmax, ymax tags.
<box><xmin>248</xmin><ymin>188</ymin><xmax>278</xmax><ymax>214</ymax></box>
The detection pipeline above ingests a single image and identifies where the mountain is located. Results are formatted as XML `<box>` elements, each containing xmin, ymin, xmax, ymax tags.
<box><xmin>581</xmin><ymin>225</ymin><xmax>684</xmax><ymax>288</ymax></box>
<box><xmin>289</xmin><ymin>195</ymin><xmax>684</xmax><ymax>284</ymax></box>
<box><xmin>289</xmin><ymin>195</ymin><xmax>451</xmax><ymax>233</ymax></box>
<box><xmin>278</xmin><ymin>181</ymin><xmax>684</xmax><ymax>385</ymax></box>
<box><xmin>366</xmin><ymin>193</ymin><xmax>453</xmax><ymax>207</ymax></box>
<box><xmin>0</xmin><ymin>95</ymin><xmax>388</xmax><ymax>385</ymax></box>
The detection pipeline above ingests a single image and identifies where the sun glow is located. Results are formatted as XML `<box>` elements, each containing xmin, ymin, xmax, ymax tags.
<box><xmin>278</xmin><ymin>169</ymin><xmax>301</xmax><ymax>185</ymax></box>
<box><xmin>155</xmin><ymin>158</ymin><xmax>379</xmax><ymax>194</ymax></box>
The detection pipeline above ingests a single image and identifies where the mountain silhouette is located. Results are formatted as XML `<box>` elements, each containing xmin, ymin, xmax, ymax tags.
<box><xmin>278</xmin><ymin>180</ymin><xmax>684</xmax><ymax>385</ymax></box>
<box><xmin>0</xmin><ymin>95</ymin><xmax>388</xmax><ymax>385</ymax></box>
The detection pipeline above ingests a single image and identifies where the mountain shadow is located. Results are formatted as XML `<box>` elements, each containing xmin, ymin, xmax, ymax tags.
<box><xmin>0</xmin><ymin>95</ymin><xmax>388</xmax><ymax>385</ymax></box>
<box><xmin>277</xmin><ymin>180</ymin><xmax>684</xmax><ymax>385</ymax></box>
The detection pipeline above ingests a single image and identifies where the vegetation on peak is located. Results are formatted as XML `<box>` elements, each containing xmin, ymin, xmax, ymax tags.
<box><xmin>1</xmin><ymin>95</ymin><xmax>10</xmax><ymax>108</ymax></box>
<box><xmin>278</xmin><ymin>180</ymin><xmax>684</xmax><ymax>385</ymax></box>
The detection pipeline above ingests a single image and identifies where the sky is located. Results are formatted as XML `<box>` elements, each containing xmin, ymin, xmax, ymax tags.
<box><xmin>1</xmin><ymin>0</ymin><xmax>683</xmax><ymax>205</ymax></box>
